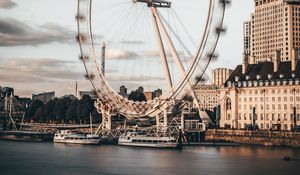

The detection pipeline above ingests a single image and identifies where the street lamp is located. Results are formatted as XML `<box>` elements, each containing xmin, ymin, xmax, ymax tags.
<box><xmin>293</xmin><ymin>88</ymin><xmax>297</xmax><ymax>131</ymax></box>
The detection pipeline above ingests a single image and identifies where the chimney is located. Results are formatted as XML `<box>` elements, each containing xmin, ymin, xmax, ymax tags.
<box><xmin>242</xmin><ymin>52</ymin><xmax>249</xmax><ymax>74</ymax></box>
<box><xmin>292</xmin><ymin>48</ymin><xmax>299</xmax><ymax>72</ymax></box>
<box><xmin>274</xmin><ymin>49</ymin><xmax>281</xmax><ymax>72</ymax></box>
<box><xmin>249</xmin><ymin>54</ymin><xmax>255</xmax><ymax>64</ymax></box>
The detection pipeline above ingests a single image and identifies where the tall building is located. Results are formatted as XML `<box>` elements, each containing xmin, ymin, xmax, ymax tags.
<box><xmin>194</xmin><ymin>85</ymin><xmax>219</xmax><ymax>111</ymax></box>
<box><xmin>144</xmin><ymin>92</ymin><xmax>153</xmax><ymax>101</ymax></box>
<box><xmin>246</xmin><ymin>0</ymin><xmax>300</xmax><ymax>62</ymax></box>
<box><xmin>212</xmin><ymin>68</ymin><xmax>233</xmax><ymax>86</ymax></box>
<box><xmin>79</xmin><ymin>91</ymin><xmax>95</xmax><ymax>99</ymax></box>
<box><xmin>219</xmin><ymin>50</ymin><xmax>300</xmax><ymax>131</ymax></box>
<box><xmin>243</xmin><ymin>20</ymin><xmax>252</xmax><ymax>55</ymax></box>
<box><xmin>153</xmin><ymin>89</ymin><xmax>162</xmax><ymax>98</ymax></box>
<box><xmin>32</xmin><ymin>91</ymin><xmax>55</xmax><ymax>104</ymax></box>
<box><xmin>119</xmin><ymin>85</ymin><xmax>128</xmax><ymax>97</ymax></box>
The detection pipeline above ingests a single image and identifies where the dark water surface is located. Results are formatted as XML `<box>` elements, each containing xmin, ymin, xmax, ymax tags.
<box><xmin>0</xmin><ymin>140</ymin><xmax>299</xmax><ymax>175</ymax></box>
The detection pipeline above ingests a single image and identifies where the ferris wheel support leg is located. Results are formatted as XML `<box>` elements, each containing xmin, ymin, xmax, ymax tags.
<box><xmin>163</xmin><ymin>108</ymin><xmax>167</xmax><ymax>127</ymax></box>
<box><xmin>156</xmin><ymin>114</ymin><xmax>160</xmax><ymax>131</ymax></box>
<box><xmin>151</xmin><ymin>8</ymin><xmax>173</xmax><ymax>91</ymax></box>
<box><xmin>102</xmin><ymin>112</ymin><xmax>112</xmax><ymax>131</ymax></box>
<box><xmin>153</xmin><ymin>7</ymin><xmax>200</xmax><ymax>110</ymax></box>
<box><xmin>181</xmin><ymin>112</ymin><xmax>185</xmax><ymax>133</ymax></box>
<box><xmin>107</xmin><ymin>114</ymin><xmax>112</xmax><ymax>130</ymax></box>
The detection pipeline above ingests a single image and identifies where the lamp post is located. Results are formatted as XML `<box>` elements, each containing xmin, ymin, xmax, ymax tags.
<box><xmin>252</xmin><ymin>107</ymin><xmax>256</xmax><ymax>131</ymax></box>
<box><xmin>293</xmin><ymin>88</ymin><xmax>297</xmax><ymax>131</ymax></box>
<box><xmin>263</xmin><ymin>89</ymin><xmax>266</xmax><ymax>130</ymax></box>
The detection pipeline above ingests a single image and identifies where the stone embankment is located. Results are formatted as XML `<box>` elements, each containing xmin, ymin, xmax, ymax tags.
<box><xmin>205</xmin><ymin>129</ymin><xmax>300</xmax><ymax>147</ymax></box>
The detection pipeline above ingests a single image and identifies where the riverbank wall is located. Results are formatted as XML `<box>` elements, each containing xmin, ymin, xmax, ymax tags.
<box><xmin>205</xmin><ymin>129</ymin><xmax>300</xmax><ymax>147</ymax></box>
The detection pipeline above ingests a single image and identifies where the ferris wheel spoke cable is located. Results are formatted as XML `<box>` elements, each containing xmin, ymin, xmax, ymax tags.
<box><xmin>77</xmin><ymin>0</ymin><xmax>227</xmax><ymax>118</ymax></box>
<box><xmin>162</xmin><ymin>0</ymin><xmax>215</xmax><ymax>100</ymax></box>
<box><xmin>158</xmin><ymin>10</ymin><xmax>192</xmax><ymax>59</ymax></box>
<box><xmin>146</xmin><ymin>0</ymin><xmax>227</xmax><ymax>116</ymax></box>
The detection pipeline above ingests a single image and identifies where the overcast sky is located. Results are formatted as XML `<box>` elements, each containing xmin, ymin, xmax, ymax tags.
<box><xmin>0</xmin><ymin>0</ymin><xmax>254</xmax><ymax>97</ymax></box>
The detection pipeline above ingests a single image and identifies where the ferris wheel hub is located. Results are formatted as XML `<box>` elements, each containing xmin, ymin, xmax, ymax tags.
<box><xmin>133</xmin><ymin>0</ymin><xmax>171</xmax><ymax>8</ymax></box>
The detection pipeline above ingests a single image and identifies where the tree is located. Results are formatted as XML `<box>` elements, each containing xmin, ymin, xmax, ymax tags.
<box><xmin>182</xmin><ymin>94</ymin><xmax>194</xmax><ymax>102</ymax></box>
<box><xmin>45</xmin><ymin>98</ymin><xmax>58</xmax><ymax>122</ymax></box>
<box><xmin>66</xmin><ymin>99</ymin><xmax>78</xmax><ymax>123</ymax></box>
<box><xmin>53</xmin><ymin>97</ymin><xmax>72</xmax><ymax>123</ymax></box>
<box><xmin>128</xmin><ymin>88</ymin><xmax>147</xmax><ymax>102</ymax></box>
<box><xmin>33</xmin><ymin>106</ymin><xmax>47</xmax><ymax>122</ymax></box>
<box><xmin>25</xmin><ymin>99</ymin><xmax>44</xmax><ymax>121</ymax></box>
<box><xmin>81</xmin><ymin>95</ymin><xmax>94</xmax><ymax>122</ymax></box>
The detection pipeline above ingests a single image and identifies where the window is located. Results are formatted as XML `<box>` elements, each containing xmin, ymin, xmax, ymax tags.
<box><xmin>284</xmin><ymin>114</ymin><xmax>287</xmax><ymax>121</ymax></box>
<box><xmin>226</xmin><ymin>98</ymin><xmax>232</xmax><ymax>110</ymax></box>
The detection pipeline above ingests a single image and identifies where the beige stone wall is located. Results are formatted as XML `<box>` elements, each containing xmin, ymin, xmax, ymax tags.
<box><xmin>212</xmin><ymin>68</ymin><xmax>233</xmax><ymax>86</ymax></box>
<box><xmin>194</xmin><ymin>85</ymin><xmax>220</xmax><ymax>111</ymax></box>
<box><xmin>206</xmin><ymin>129</ymin><xmax>300</xmax><ymax>147</ymax></box>
<box><xmin>250</xmin><ymin>0</ymin><xmax>300</xmax><ymax>62</ymax></box>
<box><xmin>220</xmin><ymin>82</ymin><xmax>300</xmax><ymax>131</ymax></box>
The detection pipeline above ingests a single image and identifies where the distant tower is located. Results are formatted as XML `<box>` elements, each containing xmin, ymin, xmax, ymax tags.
<box><xmin>75</xmin><ymin>81</ymin><xmax>78</xmax><ymax>98</ymax></box>
<box><xmin>101</xmin><ymin>42</ymin><xmax>106</xmax><ymax>77</ymax></box>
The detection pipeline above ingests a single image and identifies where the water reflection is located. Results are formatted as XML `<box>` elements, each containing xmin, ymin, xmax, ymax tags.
<box><xmin>0</xmin><ymin>141</ymin><xmax>299</xmax><ymax>175</ymax></box>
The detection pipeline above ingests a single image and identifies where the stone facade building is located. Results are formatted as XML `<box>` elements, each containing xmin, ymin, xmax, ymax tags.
<box><xmin>245</xmin><ymin>0</ymin><xmax>300</xmax><ymax>62</ymax></box>
<box><xmin>194</xmin><ymin>85</ymin><xmax>220</xmax><ymax>111</ymax></box>
<box><xmin>32</xmin><ymin>91</ymin><xmax>55</xmax><ymax>104</ymax></box>
<box><xmin>220</xmin><ymin>50</ymin><xmax>300</xmax><ymax>131</ymax></box>
<box><xmin>212</xmin><ymin>68</ymin><xmax>233</xmax><ymax>86</ymax></box>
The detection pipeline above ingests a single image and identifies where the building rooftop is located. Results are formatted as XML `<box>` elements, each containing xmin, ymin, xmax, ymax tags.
<box><xmin>225</xmin><ymin>61</ymin><xmax>300</xmax><ymax>87</ymax></box>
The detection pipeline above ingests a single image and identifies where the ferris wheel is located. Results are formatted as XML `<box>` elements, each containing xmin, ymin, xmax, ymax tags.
<box><xmin>76</xmin><ymin>0</ymin><xmax>229</xmax><ymax>121</ymax></box>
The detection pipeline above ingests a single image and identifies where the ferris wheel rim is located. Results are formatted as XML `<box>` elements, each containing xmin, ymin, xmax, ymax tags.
<box><xmin>76</xmin><ymin>0</ymin><xmax>227</xmax><ymax>118</ymax></box>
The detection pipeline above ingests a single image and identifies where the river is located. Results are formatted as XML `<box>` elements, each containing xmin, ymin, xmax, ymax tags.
<box><xmin>0</xmin><ymin>140</ymin><xmax>299</xmax><ymax>175</ymax></box>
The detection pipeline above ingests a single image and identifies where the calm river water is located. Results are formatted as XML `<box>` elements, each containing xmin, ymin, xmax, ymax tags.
<box><xmin>0</xmin><ymin>140</ymin><xmax>299</xmax><ymax>175</ymax></box>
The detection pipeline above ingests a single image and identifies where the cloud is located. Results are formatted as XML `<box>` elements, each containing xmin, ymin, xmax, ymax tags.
<box><xmin>142</xmin><ymin>50</ymin><xmax>191</xmax><ymax>64</ymax></box>
<box><xmin>0</xmin><ymin>17</ymin><xmax>75</xmax><ymax>46</ymax></box>
<box><xmin>106</xmin><ymin>49</ymin><xmax>139</xmax><ymax>60</ymax></box>
<box><xmin>143</xmin><ymin>50</ymin><xmax>185</xmax><ymax>58</ymax></box>
<box><xmin>0</xmin><ymin>0</ymin><xmax>17</xmax><ymax>9</ymax></box>
<box><xmin>107</xmin><ymin>74</ymin><xmax>164</xmax><ymax>82</ymax></box>
<box><xmin>0</xmin><ymin>58</ymin><xmax>82</xmax><ymax>84</ymax></box>
<box><xmin>120</xmin><ymin>40</ymin><xmax>145</xmax><ymax>45</ymax></box>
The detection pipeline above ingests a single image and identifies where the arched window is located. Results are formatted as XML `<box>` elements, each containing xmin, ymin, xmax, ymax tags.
<box><xmin>226</xmin><ymin>98</ymin><xmax>232</xmax><ymax>110</ymax></box>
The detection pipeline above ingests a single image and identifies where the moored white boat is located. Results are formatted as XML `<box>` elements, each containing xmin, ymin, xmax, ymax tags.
<box><xmin>53</xmin><ymin>130</ymin><xmax>100</xmax><ymax>145</ymax></box>
<box><xmin>118</xmin><ymin>132</ymin><xmax>181</xmax><ymax>149</ymax></box>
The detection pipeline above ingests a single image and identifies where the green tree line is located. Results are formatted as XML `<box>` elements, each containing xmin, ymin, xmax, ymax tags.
<box><xmin>25</xmin><ymin>95</ymin><xmax>100</xmax><ymax>124</ymax></box>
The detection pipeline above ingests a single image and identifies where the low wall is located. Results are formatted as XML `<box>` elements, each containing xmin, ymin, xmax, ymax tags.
<box><xmin>206</xmin><ymin>129</ymin><xmax>300</xmax><ymax>147</ymax></box>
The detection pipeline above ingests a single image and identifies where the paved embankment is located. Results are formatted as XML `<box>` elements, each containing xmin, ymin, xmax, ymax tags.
<box><xmin>205</xmin><ymin>129</ymin><xmax>300</xmax><ymax>147</ymax></box>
